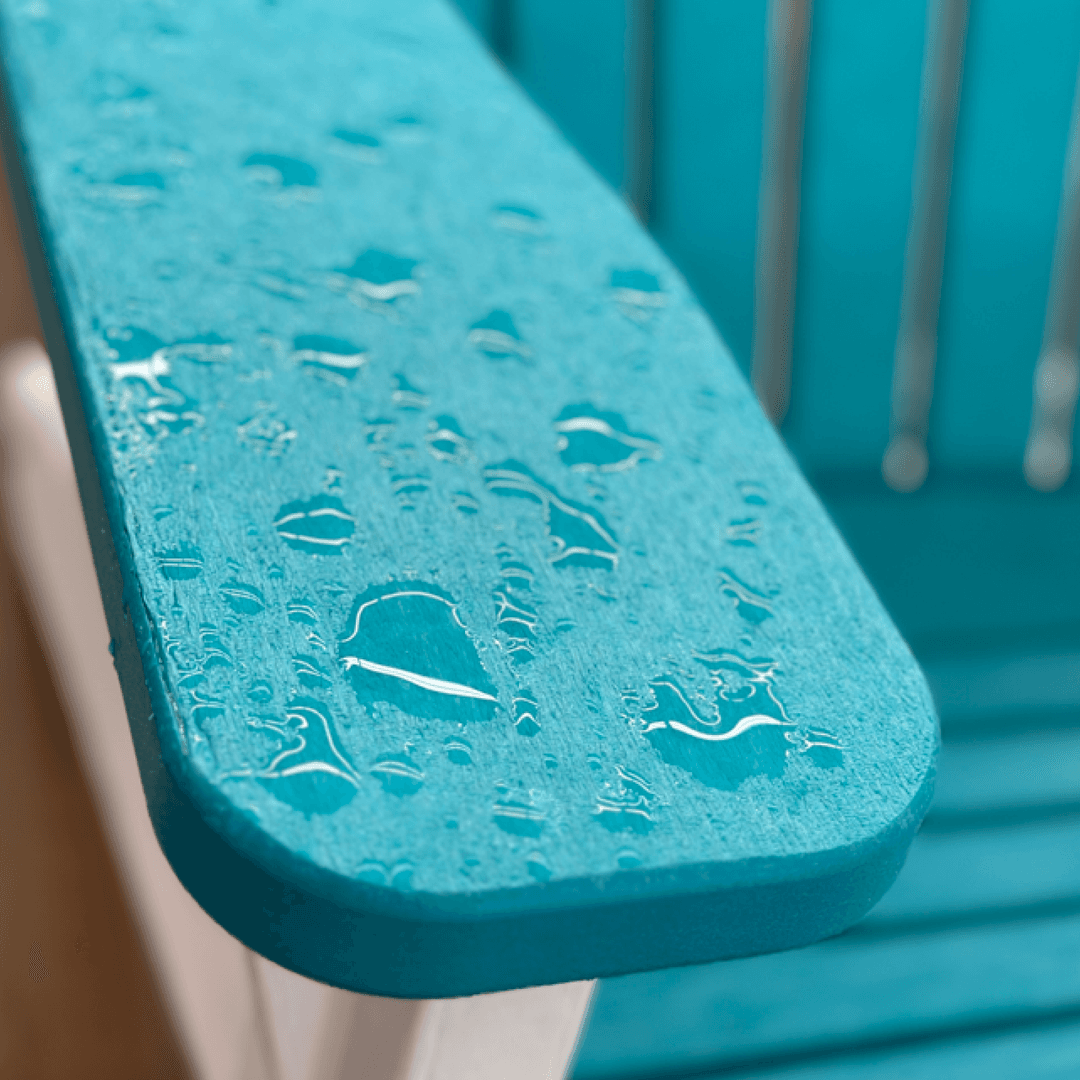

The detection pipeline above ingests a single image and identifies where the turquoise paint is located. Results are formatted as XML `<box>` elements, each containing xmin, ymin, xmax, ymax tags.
<box><xmin>0</xmin><ymin>0</ymin><xmax>934</xmax><ymax>995</ymax></box>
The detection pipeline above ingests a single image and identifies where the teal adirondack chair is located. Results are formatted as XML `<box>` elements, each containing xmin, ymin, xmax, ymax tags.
<box><xmin>449</xmin><ymin>1</ymin><xmax>1080</xmax><ymax>1077</ymax></box>
<box><xmin>4</xmin><ymin>0</ymin><xmax>1074</xmax><ymax>1077</ymax></box>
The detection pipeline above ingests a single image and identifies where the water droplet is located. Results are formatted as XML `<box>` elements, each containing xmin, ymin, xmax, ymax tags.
<box><xmin>795</xmin><ymin>728</ymin><xmax>845</xmax><ymax>769</ymax></box>
<box><xmin>594</xmin><ymin>765</ymin><xmax>657</xmax><ymax>834</ymax></box>
<box><xmin>444</xmin><ymin>736</ymin><xmax>473</xmax><ymax>766</ymax></box>
<box><xmin>639</xmin><ymin>652</ymin><xmax>795</xmax><ymax>790</ymax></box>
<box><xmin>388</xmin><ymin>114</ymin><xmax>427</xmax><ymax>143</ymax></box>
<box><xmin>391</xmin><ymin>472</ymin><xmax>431</xmax><ymax>506</ymax></box>
<box><xmin>219</xmin><ymin>580</ymin><xmax>266</xmax><ymax>616</ymax></box>
<box><xmin>328</xmin><ymin>250</ymin><xmax>420</xmax><ymax>307</ymax></box>
<box><xmin>242</xmin><ymin>152</ymin><xmax>317</xmax><ymax>187</ymax></box>
<box><xmin>543</xmin><ymin>754</ymin><xmax>559</xmax><ymax>771</ymax></box>
<box><xmin>494</xmin><ymin>589</ymin><xmax>538</xmax><ymax>665</ymax></box>
<box><xmin>292</xmin><ymin>654</ymin><xmax>332</xmax><ymax>690</ymax></box>
<box><xmin>247</xmin><ymin>679</ymin><xmax>273</xmax><ymax>703</ymax></box>
<box><xmin>157</xmin><ymin>542</ymin><xmax>204</xmax><ymax>580</ymax></box>
<box><xmin>93</xmin><ymin>171</ymin><xmax>165</xmax><ymax>205</ymax></box>
<box><xmin>357</xmin><ymin>860</ymin><xmax>390</xmax><ymax>885</ymax></box>
<box><xmin>197</xmin><ymin>625</ymin><xmax>233</xmax><ymax>669</ymax></box>
<box><xmin>553</xmin><ymin>404</ymin><xmax>661</xmax><ymax>472</ymax></box>
<box><xmin>273</xmin><ymin>494</ymin><xmax>356</xmax><ymax>554</ymax></box>
<box><xmin>370</xmin><ymin>752</ymin><xmax>425</xmax><ymax>796</ymax></box>
<box><xmin>254</xmin><ymin>271</ymin><xmax>308</xmax><ymax>301</ymax></box>
<box><xmin>737</xmin><ymin>480</ymin><xmax>769</xmax><ymax>507</ymax></box>
<box><xmin>610</xmin><ymin>269</ymin><xmax>665</xmax><ymax>321</ymax></box>
<box><xmin>238</xmin><ymin>698</ymin><xmax>361</xmax><ymax>815</ymax></box>
<box><xmin>468</xmin><ymin>311</ymin><xmax>531</xmax><ymax>359</ymax></box>
<box><xmin>495</xmin><ymin>546</ymin><xmax>535</xmax><ymax>589</ymax></box>
<box><xmin>725</xmin><ymin>517</ymin><xmax>761</xmax><ymax>548</ymax></box>
<box><xmin>526</xmin><ymin>852</ymin><xmax>552</xmax><ymax>881</ymax></box>
<box><xmin>291</xmin><ymin>334</ymin><xmax>367</xmax><ymax>384</ymax></box>
<box><xmin>493</xmin><ymin>800</ymin><xmax>545</xmax><ymax>838</ymax></box>
<box><xmin>426</xmin><ymin>415</ymin><xmax>473</xmax><ymax>463</ymax></box>
<box><xmin>153</xmin><ymin>505</ymin><xmax>175</xmax><ymax>520</ymax></box>
<box><xmin>555</xmin><ymin>618</ymin><xmax>575</xmax><ymax>635</ymax></box>
<box><xmin>330</xmin><ymin>128</ymin><xmax>383</xmax><ymax>163</ymax></box>
<box><xmin>340</xmin><ymin>582</ymin><xmax>498</xmax><ymax>723</ymax></box>
<box><xmin>451</xmin><ymin>491</ymin><xmax>480</xmax><ymax>514</ymax></box>
<box><xmin>484</xmin><ymin>461</ymin><xmax>618</xmax><ymax>569</ymax></box>
<box><xmin>287</xmin><ymin>598</ymin><xmax>319</xmax><ymax>625</ymax></box>
<box><xmin>512</xmin><ymin>693</ymin><xmax>540</xmax><ymax>737</ymax></box>
<box><xmin>391</xmin><ymin>373</ymin><xmax>429</xmax><ymax>410</ymax></box>
<box><xmin>492</xmin><ymin>204</ymin><xmax>547</xmax><ymax>235</ymax></box>
<box><xmin>616</xmin><ymin>847</ymin><xmax>642</xmax><ymax>870</ymax></box>
<box><xmin>718</xmin><ymin>569</ymin><xmax>776</xmax><ymax>624</ymax></box>
<box><xmin>237</xmin><ymin>403</ymin><xmax>297</xmax><ymax>457</ymax></box>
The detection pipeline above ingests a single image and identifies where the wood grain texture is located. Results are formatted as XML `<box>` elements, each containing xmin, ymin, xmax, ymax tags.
<box><xmin>0</xmin><ymin>0</ymin><xmax>935</xmax><ymax>995</ymax></box>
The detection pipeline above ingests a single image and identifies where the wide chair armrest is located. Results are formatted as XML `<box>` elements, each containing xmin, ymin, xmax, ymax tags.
<box><xmin>0</xmin><ymin>0</ymin><xmax>936</xmax><ymax>999</ymax></box>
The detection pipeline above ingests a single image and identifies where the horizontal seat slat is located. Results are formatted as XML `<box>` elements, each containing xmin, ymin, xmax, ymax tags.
<box><xmin>930</xmin><ymin>729</ymin><xmax>1080</xmax><ymax>821</ymax></box>
<box><xmin>575</xmin><ymin>913</ymin><xmax>1080</xmax><ymax>1080</ymax></box>
<box><xmin>692</xmin><ymin>1013</ymin><xmax>1080</xmax><ymax>1080</ymax></box>
<box><xmin>862</xmin><ymin>817</ymin><xmax>1080</xmax><ymax>933</ymax></box>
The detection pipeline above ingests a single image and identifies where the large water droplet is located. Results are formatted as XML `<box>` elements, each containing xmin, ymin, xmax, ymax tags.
<box><xmin>242</xmin><ymin>698</ymin><xmax>361</xmax><ymax>815</ymax></box>
<box><xmin>639</xmin><ymin>652</ymin><xmax>795</xmax><ymax>790</ymax></box>
<box><xmin>273</xmin><ymin>494</ymin><xmax>356</xmax><ymax>554</ymax></box>
<box><xmin>340</xmin><ymin>582</ymin><xmax>498</xmax><ymax>723</ymax></box>
<box><xmin>553</xmin><ymin>404</ymin><xmax>661</xmax><ymax>473</ymax></box>
<box><xmin>484</xmin><ymin>461</ymin><xmax>618</xmax><ymax>569</ymax></box>
<box><xmin>468</xmin><ymin>311</ymin><xmax>531</xmax><ymax>359</ymax></box>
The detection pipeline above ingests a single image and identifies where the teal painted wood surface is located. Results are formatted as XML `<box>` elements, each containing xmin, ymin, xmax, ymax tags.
<box><xmin>0</xmin><ymin>0</ymin><xmax>935</xmax><ymax>996</ymax></box>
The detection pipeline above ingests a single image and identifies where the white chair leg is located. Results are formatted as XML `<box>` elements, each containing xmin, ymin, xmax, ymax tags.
<box><xmin>0</xmin><ymin>340</ymin><xmax>597</xmax><ymax>1080</ymax></box>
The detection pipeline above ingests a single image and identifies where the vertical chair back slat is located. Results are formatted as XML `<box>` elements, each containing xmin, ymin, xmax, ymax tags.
<box><xmin>1025</xmin><ymin>58</ymin><xmax>1080</xmax><ymax>491</ymax></box>
<box><xmin>932</xmin><ymin>0</ymin><xmax>1080</xmax><ymax>475</ymax></box>
<box><xmin>623</xmin><ymin>0</ymin><xmax>655</xmax><ymax>224</ymax></box>
<box><xmin>778</xmin><ymin>0</ymin><xmax>926</xmax><ymax>474</ymax></box>
<box><xmin>751</xmin><ymin>0</ymin><xmax>813</xmax><ymax>426</ymax></box>
<box><xmin>882</xmin><ymin>0</ymin><xmax>969</xmax><ymax>494</ymax></box>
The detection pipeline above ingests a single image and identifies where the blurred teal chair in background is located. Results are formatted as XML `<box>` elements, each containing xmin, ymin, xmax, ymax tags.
<box><xmin>448</xmin><ymin>0</ymin><xmax>1080</xmax><ymax>1076</ymax></box>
